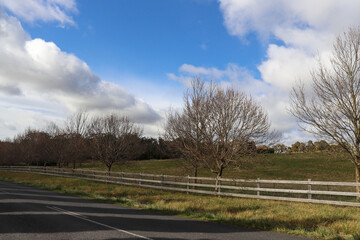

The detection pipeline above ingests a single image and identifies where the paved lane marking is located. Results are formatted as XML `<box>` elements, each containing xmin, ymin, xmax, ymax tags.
<box><xmin>47</xmin><ymin>206</ymin><xmax>152</xmax><ymax>240</ymax></box>
<box><xmin>49</xmin><ymin>206</ymin><xmax>89</xmax><ymax>219</ymax></box>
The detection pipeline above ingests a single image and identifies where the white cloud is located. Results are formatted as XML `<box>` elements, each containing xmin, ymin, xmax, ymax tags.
<box><xmin>219</xmin><ymin>0</ymin><xmax>360</xmax><ymax>40</ymax></box>
<box><xmin>171</xmin><ymin>63</ymin><xmax>262</xmax><ymax>92</ymax></box>
<box><xmin>0</xmin><ymin>10</ymin><xmax>162</xmax><ymax>139</ymax></box>
<box><xmin>217</xmin><ymin>0</ymin><xmax>360</xmax><ymax>144</ymax></box>
<box><xmin>218</xmin><ymin>0</ymin><xmax>360</xmax><ymax>90</ymax></box>
<box><xmin>180</xmin><ymin>64</ymin><xmax>224</xmax><ymax>79</ymax></box>
<box><xmin>258</xmin><ymin>44</ymin><xmax>316</xmax><ymax>91</ymax></box>
<box><xmin>0</xmin><ymin>0</ymin><xmax>77</xmax><ymax>26</ymax></box>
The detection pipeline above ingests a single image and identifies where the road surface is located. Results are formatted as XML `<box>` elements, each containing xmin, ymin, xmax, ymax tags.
<box><xmin>0</xmin><ymin>180</ymin><xmax>312</xmax><ymax>239</ymax></box>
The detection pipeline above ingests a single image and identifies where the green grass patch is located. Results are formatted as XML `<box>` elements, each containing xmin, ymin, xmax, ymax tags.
<box><xmin>1</xmin><ymin>171</ymin><xmax>360</xmax><ymax>240</ymax></box>
<box><xmin>78</xmin><ymin>152</ymin><xmax>354</xmax><ymax>182</ymax></box>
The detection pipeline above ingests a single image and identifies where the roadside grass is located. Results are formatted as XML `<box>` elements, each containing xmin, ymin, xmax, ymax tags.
<box><xmin>1</xmin><ymin>172</ymin><xmax>360</xmax><ymax>240</ymax></box>
<box><xmin>79</xmin><ymin>152</ymin><xmax>354</xmax><ymax>181</ymax></box>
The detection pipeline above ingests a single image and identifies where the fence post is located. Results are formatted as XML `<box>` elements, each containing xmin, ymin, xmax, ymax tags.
<box><xmin>257</xmin><ymin>178</ymin><xmax>261</xmax><ymax>197</ymax></box>
<box><xmin>218</xmin><ymin>178</ymin><xmax>222</xmax><ymax>196</ymax></box>
<box><xmin>116</xmin><ymin>173</ymin><xmax>120</xmax><ymax>183</ymax></box>
<box><xmin>139</xmin><ymin>173</ymin><xmax>142</xmax><ymax>186</ymax></box>
<box><xmin>187</xmin><ymin>175</ymin><xmax>190</xmax><ymax>194</ymax></box>
<box><xmin>308</xmin><ymin>179</ymin><xmax>312</xmax><ymax>199</ymax></box>
<box><xmin>161</xmin><ymin>174</ymin><xmax>164</xmax><ymax>187</ymax></box>
<box><xmin>93</xmin><ymin>171</ymin><xmax>95</xmax><ymax>179</ymax></box>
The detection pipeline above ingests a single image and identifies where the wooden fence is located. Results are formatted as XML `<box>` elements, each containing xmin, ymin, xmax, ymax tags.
<box><xmin>1</xmin><ymin>166</ymin><xmax>360</xmax><ymax>207</ymax></box>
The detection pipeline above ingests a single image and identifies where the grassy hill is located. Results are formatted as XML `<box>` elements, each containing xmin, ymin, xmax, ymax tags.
<box><xmin>79</xmin><ymin>152</ymin><xmax>354</xmax><ymax>182</ymax></box>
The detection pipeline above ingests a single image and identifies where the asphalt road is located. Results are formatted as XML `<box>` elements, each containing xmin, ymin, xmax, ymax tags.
<box><xmin>0</xmin><ymin>180</ymin><xmax>312</xmax><ymax>240</ymax></box>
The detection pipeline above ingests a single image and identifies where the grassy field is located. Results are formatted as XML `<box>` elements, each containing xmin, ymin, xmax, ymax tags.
<box><xmin>1</xmin><ymin>171</ymin><xmax>360</xmax><ymax>240</ymax></box>
<box><xmin>1</xmin><ymin>152</ymin><xmax>360</xmax><ymax>240</ymax></box>
<box><xmin>80</xmin><ymin>152</ymin><xmax>354</xmax><ymax>181</ymax></box>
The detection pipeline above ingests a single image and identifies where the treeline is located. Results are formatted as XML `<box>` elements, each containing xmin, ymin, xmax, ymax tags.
<box><xmin>273</xmin><ymin>140</ymin><xmax>345</xmax><ymax>153</ymax></box>
<box><xmin>0</xmin><ymin>112</ymin><xmax>180</xmax><ymax>170</ymax></box>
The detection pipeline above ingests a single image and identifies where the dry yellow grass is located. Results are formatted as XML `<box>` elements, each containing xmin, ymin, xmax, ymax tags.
<box><xmin>1</xmin><ymin>172</ymin><xmax>360</xmax><ymax>240</ymax></box>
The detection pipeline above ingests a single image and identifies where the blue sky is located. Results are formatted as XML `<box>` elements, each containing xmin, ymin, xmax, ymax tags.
<box><xmin>25</xmin><ymin>0</ymin><xmax>265</xmax><ymax>81</ymax></box>
<box><xmin>0</xmin><ymin>0</ymin><xmax>360</xmax><ymax>144</ymax></box>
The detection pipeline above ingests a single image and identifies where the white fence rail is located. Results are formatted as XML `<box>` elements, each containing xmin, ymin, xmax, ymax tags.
<box><xmin>1</xmin><ymin>166</ymin><xmax>360</xmax><ymax>207</ymax></box>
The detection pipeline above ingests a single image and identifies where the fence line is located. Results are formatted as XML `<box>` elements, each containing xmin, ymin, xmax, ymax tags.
<box><xmin>1</xmin><ymin>166</ymin><xmax>360</xmax><ymax>207</ymax></box>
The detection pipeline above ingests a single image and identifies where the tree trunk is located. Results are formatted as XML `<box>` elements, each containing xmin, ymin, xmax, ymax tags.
<box><xmin>106</xmin><ymin>165</ymin><xmax>112</xmax><ymax>184</ymax></box>
<box><xmin>194</xmin><ymin>167</ymin><xmax>198</xmax><ymax>181</ymax></box>
<box><xmin>192</xmin><ymin>167</ymin><xmax>198</xmax><ymax>189</ymax></box>
<box><xmin>214</xmin><ymin>166</ymin><xmax>224</xmax><ymax>192</ymax></box>
<box><xmin>218</xmin><ymin>165</ymin><xmax>224</xmax><ymax>178</ymax></box>
<box><xmin>194</xmin><ymin>167</ymin><xmax>198</xmax><ymax>178</ymax></box>
<box><xmin>107</xmin><ymin>164</ymin><xmax>112</xmax><ymax>174</ymax></box>
<box><xmin>214</xmin><ymin>174</ymin><xmax>221</xmax><ymax>193</ymax></box>
<box><xmin>356</xmin><ymin>164</ymin><xmax>360</xmax><ymax>200</ymax></box>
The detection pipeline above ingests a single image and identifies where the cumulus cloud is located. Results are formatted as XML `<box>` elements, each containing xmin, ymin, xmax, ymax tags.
<box><xmin>215</xmin><ymin>0</ymin><xmax>360</xmax><ymax>144</ymax></box>
<box><xmin>0</xmin><ymin>10</ymin><xmax>161</xmax><ymax>138</ymax></box>
<box><xmin>258</xmin><ymin>44</ymin><xmax>316</xmax><ymax>91</ymax></box>
<box><xmin>219</xmin><ymin>0</ymin><xmax>360</xmax><ymax>40</ymax></box>
<box><xmin>219</xmin><ymin>0</ymin><xmax>360</xmax><ymax>90</ymax></box>
<box><xmin>0</xmin><ymin>0</ymin><xmax>77</xmax><ymax>26</ymax></box>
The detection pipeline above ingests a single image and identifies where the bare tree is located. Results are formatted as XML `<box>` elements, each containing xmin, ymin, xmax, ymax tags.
<box><xmin>46</xmin><ymin>122</ymin><xmax>70</xmax><ymax>168</ymax></box>
<box><xmin>0</xmin><ymin>140</ymin><xmax>16</xmax><ymax>165</ymax></box>
<box><xmin>204</xmin><ymin>83</ymin><xmax>274</xmax><ymax>182</ymax></box>
<box><xmin>64</xmin><ymin>110</ymin><xmax>89</xmax><ymax>168</ymax></box>
<box><xmin>14</xmin><ymin>128</ymin><xmax>52</xmax><ymax>166</ymax></box>
<box><xmin>165</xmin><ymin>79</ymin><xmax>210</xmax><ymax>178</ymax></box>
<box><xmin>290</xmin><ymin>27</ymin><xmax>360</xmax><ymax>196</ymax></box>
<box><xmin>88</xmin><ymin>114</ymin><xmax>142</xmax><ymax>172</ymax></box>
<box><xmin>165</xmin><ymin>78</ymin><xmax>274</xmax><ymax>183</ymax></box>
<box><xmin>65</xmin><ymin>110</ymin><xmax>89</xmax><ymax>137</ymax></box>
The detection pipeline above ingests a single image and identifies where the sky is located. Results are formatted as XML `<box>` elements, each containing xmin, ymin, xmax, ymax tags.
<box><xmin>0</xmin><ymin>0</ymin><xmax>360</xmax><ymax>145</ymax></box>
